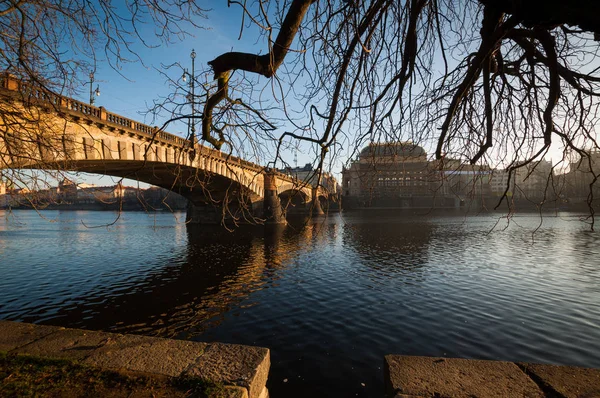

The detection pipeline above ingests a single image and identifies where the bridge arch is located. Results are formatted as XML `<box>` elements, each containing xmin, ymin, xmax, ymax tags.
<box><xmin>2</xmin><ymin>127</ymin><xmax>265</xmax><ymax>201</ymax></box>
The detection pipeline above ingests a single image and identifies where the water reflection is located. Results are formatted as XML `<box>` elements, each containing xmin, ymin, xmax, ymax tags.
<box><xmin>31</xmin><ymin>220</ymin><xmax>332</xmax><ymax>339</ymax></box>
<box><xmin>2</xmin><ymin>211</ymin><xmax>600</xmax><ymax>398</ymax></box>
<box><xmin>342</xmin><ymin>212</ymin><xmax>433</xmax><ymax>282</ymax></box>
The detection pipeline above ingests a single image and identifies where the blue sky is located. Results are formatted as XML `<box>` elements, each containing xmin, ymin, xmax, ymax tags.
<box><xmin>70</xmin><ymin>1</ymin><xmax>321</xmax><ymax>188</ymax></box>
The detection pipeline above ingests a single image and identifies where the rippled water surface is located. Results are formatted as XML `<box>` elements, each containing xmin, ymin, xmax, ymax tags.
<box><xmin>1</xmin><ymin>210</ymin><xmax>600</xmax><ymax>397</ymax></box>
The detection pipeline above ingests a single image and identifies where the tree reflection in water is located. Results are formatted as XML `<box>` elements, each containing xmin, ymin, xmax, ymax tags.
<box><xmin>39</xmin><ymin>220</ymin><xmax>330</xmax><ymax>339</ymax></box>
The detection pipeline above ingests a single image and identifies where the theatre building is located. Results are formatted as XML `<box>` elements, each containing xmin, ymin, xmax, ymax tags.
<box><xmin>341</xmin><ymin>142</ymin><xmax>489</xmax><ymax>209</ymax></box>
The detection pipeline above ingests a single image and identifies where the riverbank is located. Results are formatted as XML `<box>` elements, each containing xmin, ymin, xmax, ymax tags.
<box><xmin>0</xmin><ymin>320</ymin><xmax>269</xmax><ymax>398</ymax></box>
<box><xmin>1</xmin><ymin>201</ymin><xmax>187</xmax><ymax>212</ymax></box>
<box><xmin>3</xmin><ymin>320</ymin><xmax>600</xmax><ymax>397</ymax></box>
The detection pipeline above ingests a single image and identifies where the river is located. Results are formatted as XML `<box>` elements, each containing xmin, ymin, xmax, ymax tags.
<box><xmin>1</xmin><ymin>210</ymin><xmax>599</xmax><ymax>397</ymax></box>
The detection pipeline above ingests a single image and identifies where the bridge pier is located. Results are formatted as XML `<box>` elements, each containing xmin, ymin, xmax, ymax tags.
<box><xmin>263</xmin><ymin>172</ymin><xmax>286</xmax><ymax>225</ymax></box>
<box><xmin>309</xmin><ymin>187</ymin><xmax>325</xmax><ymax>216</ymax></box>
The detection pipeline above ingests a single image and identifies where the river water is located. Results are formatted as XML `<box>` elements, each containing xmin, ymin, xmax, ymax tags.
<box><xmin>1</xmin><ymin>210</ymin><xmax>599</xmax><ymax>397</ymax></box>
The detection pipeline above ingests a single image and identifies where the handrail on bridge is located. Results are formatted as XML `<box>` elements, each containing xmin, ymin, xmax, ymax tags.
<box><xmin>0</xmin><ymin>73</ymin><xmax>191</xmax><ymax>149</ymax></box>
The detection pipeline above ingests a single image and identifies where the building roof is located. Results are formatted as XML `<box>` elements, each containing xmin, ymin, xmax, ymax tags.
<box><xmin>359</xmin><ymin>142</ymin><xmax>426</xmax><ymax>159</ymax></box>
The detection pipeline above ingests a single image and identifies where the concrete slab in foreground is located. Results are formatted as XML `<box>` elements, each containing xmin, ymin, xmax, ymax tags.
<box><xmin>385</xmin><ymin>355</ymin><xmax>544</xmax><ymax>397</ymax></box>
<box><xmin>518</xmin><ymin>362</ymin><xmax>600</xmax><ymax>398</ymax></box>
<box><xmin>0</xmin><ymin>320</ymin><xmax>269</xmax><ymax>398</ymax></box>
<box><xmin>0</xmin><ymin>321</ymin><xmax>64</xmax><ymax>352</ymax></box>
<box><xmin>385</xmin><ymin>355</ymin><xmax>600</xmax><ymax>397</ymax></box>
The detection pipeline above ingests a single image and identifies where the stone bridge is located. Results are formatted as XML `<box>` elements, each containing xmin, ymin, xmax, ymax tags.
<box><xmin>0</xmin><ymin>74</ymin><xmax>329</xmax><ymax>224</ymax></box>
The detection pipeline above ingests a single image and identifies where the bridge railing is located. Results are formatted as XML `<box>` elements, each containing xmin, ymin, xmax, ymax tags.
<box><xmin>64</xmin><ymin>97</ymin><xmax>102</xmax><ymax>118</ymax></box>
<box><xmin>0</xmin><ymin>73</ymin><xmax>192</xmax><ymax>149</ymax></box>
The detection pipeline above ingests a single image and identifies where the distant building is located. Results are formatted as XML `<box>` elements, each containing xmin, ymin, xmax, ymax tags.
<box><xmin>563</xmin><ymin>152</ymin><xmax>600</xmax><ymax>203</ymax></box>
<box><xmin>77</xmin><ymin>184</ymin><xmax>123</xmax><ymax>204</ymax></box>
<box><xmin>341</xmin><ymin>142</ymin><xmax>491</xmax><ymax>209</ymax></box>
<box><xmin>487</xmin><ymin>160</ymin><xmax>557</xmax><ymax>206</ymax></box>
<box><xmin>57</xmin><ymin>178</ymin><xmax>77</xmax><ymax>202</ymax></box>
<box><xmin>278</xmin><ymin>163</ymin><xmax>339</xmax><ymax>196</ymax></box>
<box><xmin>0</xmin><ymin>180</ymin><xmax>6</xmax><ymax>208</ymax></box>
<box><xmin>513</xmin><ymin>160</ymin><xmax>553</xmax><ymax>201</ymax></box>
<box><xmin>56</xmin><ymin>179</ymin><xmax>124</xmax><ymax>204</ymax></box>
<box><xmin>488</xmin><ymin>170</ymin><xmax>513</xmax><ymax>197</ymax></box>
<box><xmin>3</xmin><ymin>179</ymin><xmax>187</xmax><ymax>211</ymax></box>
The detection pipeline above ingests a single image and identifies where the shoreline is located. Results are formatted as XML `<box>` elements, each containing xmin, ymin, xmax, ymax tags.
<box><xmin>2</xmin><ymin>320</ymin><xmax>599</xmax><ymax>397</ymax></box>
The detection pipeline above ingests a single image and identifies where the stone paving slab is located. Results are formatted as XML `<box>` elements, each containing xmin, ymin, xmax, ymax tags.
<box><xmin>1</xmin><ymin>321</ymin><xmax>270</xmax><ymax>398</ymax></box>
<box><xmin>258</xmin><ymin>385</ymin><xmax>269</xmax><ymax>398</ymax></box>
<box><xmin>385</xmin><ymin>355</ymin><xmax>544</xmax><ymax>397</ymax></box>
<box><xmin>11</xmin><ymin>328</ymin><xmax>116</xmax><ymax>360</ymax></box>
<box><xmin>84</xmin><ymin>334</ymin><xmax>208</xmax><ymax>377</ymax></box>
<box><xmin>519</xmin><ymin>362</ymin><xmax>600</xmax><ymax>398</ymax></box>
<box><xmin>185</xmin><ymin>342</ymin><xmax>270</xmax><ymax>398</ymax></box>
<box><xmin>0</xmin><ymin>320</ymin><xmax>63</xmax><ymax>352</ymax></box>
<box><xmin>223</xmin><ymin>386</ymin><xmax>250</xmax><ymax>398</ymax></box>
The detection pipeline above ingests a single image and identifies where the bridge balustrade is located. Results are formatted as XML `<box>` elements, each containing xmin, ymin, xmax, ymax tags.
<box><xmin>65</xmin><ymin>98</ymin><xmax>101</xmax><ymax>118</ymax></box>
<box><xmin>134</xmin><ymin>122</ymin><xmax>152</xmax><ymax>135</ymax></box>
<box><xmin>0</xmin><ymin>73</ymin><xmax>194</xmax><ymax>151</ymax></box>
<box><xmin>106</xmin><ymin>112</ymin><xmax>132</xmax><ymax>128</ymax></box>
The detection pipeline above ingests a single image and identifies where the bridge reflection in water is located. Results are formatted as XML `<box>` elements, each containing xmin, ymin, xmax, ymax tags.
<box><xmin>33</xmin><ymin>216</ymin><xmax>336</xmax><ymax>339</ymax></box>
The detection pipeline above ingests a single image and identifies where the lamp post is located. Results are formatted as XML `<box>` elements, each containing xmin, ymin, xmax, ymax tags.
<box><xmin>88</xmin><ymin>71</ymin><xmax>100</xmax><ymax>105</ymax></box>
<box><xmin>182</xmin><ymin>50</ymin><xmax>198</xmax><ymax>160</ymax></box>
<box><xmin>182</xmin><ymin>49</ymin><xmax>197</xmax><ymax>137</ymax></box>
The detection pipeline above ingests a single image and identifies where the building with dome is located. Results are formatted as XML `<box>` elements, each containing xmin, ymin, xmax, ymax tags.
<box><xmin>341</xmin><ymin>142</ymin><xmax>489</xmax><ymax>209</ymax></box>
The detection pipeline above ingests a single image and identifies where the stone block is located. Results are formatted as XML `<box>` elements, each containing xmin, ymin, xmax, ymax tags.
<box><xmin>84</xmin><ymin>334</ymin><xmax>207</xmax><ymax>377</ymax></box>
<box><xmin>144</xmin><ymin>144</ymin><xmax>156</xmax><ymax>161</ymax></box>
<box><xmin>184</xmin><ymin>342</ymin><xmax>270</xmax><ymax>398</ymax></box>
<box><xmin>222</xmin><ymin>386</ymin><xmax>249</xmax><ymax>398</ymax></box>
<box><xmin>384</xmin><ymin>355</ymin><xmax>544</xmax><ymax>398</ymax></box>
<box><xmin>132</xmin><ymin>143</ymin><xmax>141</xmax><ymax>161</ymax></box>
<box><xmin>519</xmin><ymin>362</ymin><xmax>600</xmax><ymax>398</ymax></box>
<box><xmin>12</xmin><ymin>327</ymin><xmax>115</xmax><ymax>361</ymax></box>
<box><xmin>102</xmin><ymin>138</ymin><xmax>118</xmax><ymax>160</ymax></box>
<box><xmin>82</xmin><ymin>136</ymin><xmax>97</xmax><ymax>160</ymax></box>
<box><xmin>258</xmin><ymin>386</ymin><xmax>269</xmax><ymax>398</ymax></box>
<box><xmin>0</xmin><ymin>320</ymin><xmax>63</xmax><ymax>352</ymax></box>
<box><xmin>118</xmin><ymin>140</ymin><xmax>129</xmax><ymax>160</ymax></box>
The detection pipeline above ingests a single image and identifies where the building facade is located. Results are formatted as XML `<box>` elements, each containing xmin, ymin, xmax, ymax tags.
<box><xmin>278</xmin><ymin>163</ymin><xmax>339</xmax><ymax>196</ymax></box>
<box><xmin>341</xmin><ymin>142</ymin><xmax>562</xmax><ymax>210</ymax></box>
<box><xmin>563</xmin><ymin>152</ymin><xmax>600</xmax><ymax>205</ymax></box>
<box><xmin>342</xmin><ymin>142</ymin><xmax>491</xmax><ymax>208</ymax></box>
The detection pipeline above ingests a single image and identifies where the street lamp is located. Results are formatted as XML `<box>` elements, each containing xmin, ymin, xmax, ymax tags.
<box><xmin>88</xmin><ymin>71</ymin><xmax>100</xmax><ymax>105</ymax></box>
<box><xmin>182</xmin><ymin>50</ymin><xmax>198</xmax><ymax>160</ymax></box>
<box><xmin>182</xmin><ymin>49</ymin><xmax>196</xmax><ymax>136</ymax></box>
